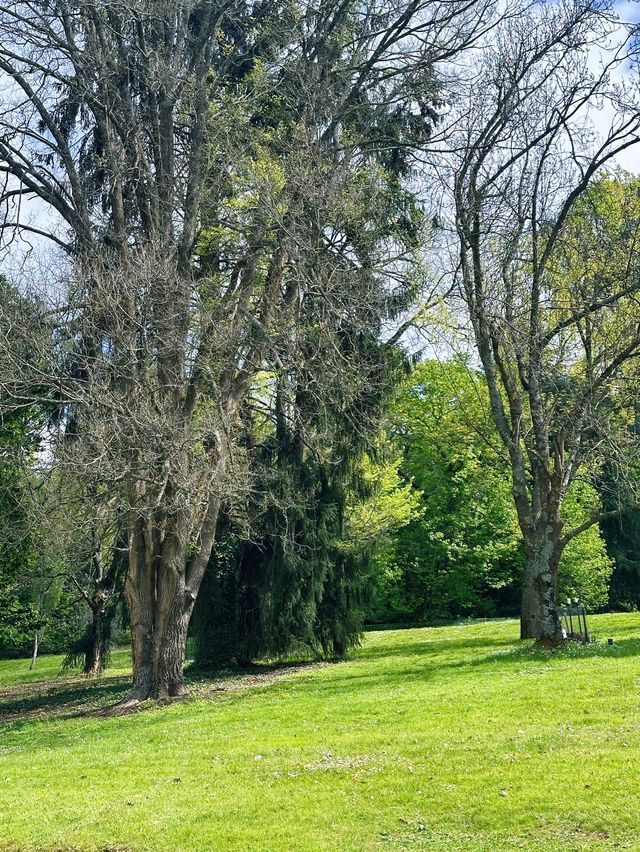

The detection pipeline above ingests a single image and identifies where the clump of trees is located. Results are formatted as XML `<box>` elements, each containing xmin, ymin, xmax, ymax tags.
<box><xmin>0</xmin><ymin>0</ymin><xmax>494</xmax><ymax>703</ymax></box>
<box><xmin>1</xmin><ymin>0</ymin><xmax>640</xmax><ymax>700</ymax></box>
<box><xmin>363</xmin><ymin>360</ymin><xmax>613</xmax><ymax>624</ymax></box>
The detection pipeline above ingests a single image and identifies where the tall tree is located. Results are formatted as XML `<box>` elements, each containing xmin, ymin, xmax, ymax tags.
<box><xmin>0</xmin><ymin>0</ymin><xmax>493</xmax><ymax>704</ymax></box>
<box><xmin>192</xmin><ymin>342</ymin><xmax>407</xmax><ymax>667</ymax></box>
<box><xmin>435</xmin><ymin>0</ymin><xmax>640</xmax><ymax>643</ymax></box>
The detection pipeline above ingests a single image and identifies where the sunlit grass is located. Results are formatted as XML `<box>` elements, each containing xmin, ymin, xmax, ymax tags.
<box><xmin>0</xmin><ymin>649</ymin><xmax>132</xmax><ymax>688</ymax></box>
<box><xmin>1</xmin><ymin>613</ymin><xmax>639</xmax><ymax>851</ymax></box>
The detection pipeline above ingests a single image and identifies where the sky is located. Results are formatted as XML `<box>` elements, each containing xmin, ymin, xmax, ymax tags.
<box><xmin>589</xmin><ymin>0</ymin><xmax>640</xmax><ymax>173</ymax></box>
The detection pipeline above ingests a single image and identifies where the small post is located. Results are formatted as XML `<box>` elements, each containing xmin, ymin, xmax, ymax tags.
<box><xmin>582</xmin><ymin>604</ymin><xmax>589</xmax><ymax>643</ymax></box>
<box><xmin>29</xmin><ymin>629</ymin><xmax>40</xmax><ymax>670</ymax></box>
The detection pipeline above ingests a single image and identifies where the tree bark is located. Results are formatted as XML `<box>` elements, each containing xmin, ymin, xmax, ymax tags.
<box><xmin>124</xmin><ymin>590</ymin><xmax>191</xmax><ymax>704</ymax></box>
<box><xmin>118</xmin><ymin>497</ymin><xmax>222</xmax><ymax>708</ymax></box>
<box><xmin>520</xmin><ymin>562</ymin><xmax>537</xmax><ymax>639</ymax></box>
<box><xmin>29</xmin><ymin>629</ymin><xmax>39</xmax><ymax>670</ymax></box>
<box><xmin>521</xmin><ymin>522</ymin><xmax>564</xmax><ymax>645</ymax></box>
<box><xmin>83</xmin><ymin>600</ymin><xmax>111</xmax><ymax>676</ymax></box>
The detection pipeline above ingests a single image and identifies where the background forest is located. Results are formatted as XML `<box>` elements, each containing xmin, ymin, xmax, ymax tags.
<box><xmin>0</xmin><ymin>348</ymin><xmax>635</xmax><ymax>663</ymax></box>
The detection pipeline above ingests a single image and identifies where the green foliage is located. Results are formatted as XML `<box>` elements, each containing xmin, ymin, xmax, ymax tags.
<box><xmin>547</xmin><ymin>174</ymin><xmax>640</xmax><ymax>612</ymax></box>
<box><xmin>344</xmin><ymin>439</ymin><xmax>423</xmax><ymax>550</ymax></box>
<box><xmin>596</xmin><ymin>406</ymin><xmax>640</xmax><ymax>612</ymax></box>
<box><xmin>602</xmin><ymin>511</ymin><xmax>640</xmax><ymax>610</ymax></box>
<box><xmin>0</xmin><ymin>278</ymin><xmax>88</xmax><ymax>657</ymax></box>
<box><xmin>192</xmin><ymin>348</ymin><xmax>407</xmax><ymax>667</ymax></box>
<box><xmin>192</xmin><ymin>451</ymin><xmax>369</xmax><ymax>666</ymax></box>
<box><xmin>0</xmin><ymin>406</ymin><xmax>40</xmax><ymax>653</ymax></box>
<box><xmin>558</xmin><ymin>482</ymin><xmax>613</xmax><ymax>610</ymax></box>
<box><xmin>365</xmin><ymin>359</ymin><xmax>616</xmax><ymax>622</ymax></box>
<box><xmin>369</xmin><ymin>359</ymin><xmax>523</xmax><ymax>621</ymax></box>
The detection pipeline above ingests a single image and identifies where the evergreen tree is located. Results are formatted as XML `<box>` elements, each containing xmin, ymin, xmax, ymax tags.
<box><xmin>602</xmin><ymin>513</ymin><xmax>640</xmax><ymax>610</ymax></box>
<box><xmin>192</xmin><ymin>342</ymin><xmax>405</xmax><ymax>666</ymax></box>
<box><xmin>0</xmin><ymin>407</ymin><xmax>38</xmax><ymax>655</ymax></box>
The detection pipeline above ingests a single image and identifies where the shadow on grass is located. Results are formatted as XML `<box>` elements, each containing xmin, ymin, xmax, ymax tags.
<box><xmin>186</xmin><ymin>657</ymin><xmax>324</xmax><ymax>681</ymax></box>
<box><xmin>0</xmin><ymin>675</ymin><xmax>132</xmax><ymax>723</ymax></box>
<box><xmin>0</xmin><ymin>659</ymin><xmax>328</xmax><ymax>723</ymax></box>
<box><xmin>3</xmin><ymin>627</ymin><xmax>639</xmax><ymax>723</ymax></box>
<box><xmin>358</xmin><ymin>622</ymin><xmax>640</xmax><ymax>669</ymax></box>
<box><xmin>299</xmin><ymin>634</ymin><xmax>640</xmax><ymax>702</ymax></box>
<box><xmin>483</xmin><ymin>635</ymin><xmax>640</xmax><ymax>666</ymax></box>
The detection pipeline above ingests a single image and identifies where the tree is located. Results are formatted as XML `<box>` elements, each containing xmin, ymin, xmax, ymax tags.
<box><xmin>192</xmin><ymin>341</ymin><xmax>410</xmax><ymax>667</ymax></box>
<box><xmin>598</xmin><ymin>408</ymin><xmax>640</xmax><ymax>610</ymax></box>
<box><xmin>602</xmin><ymin>512</ymin><xmax>640</xmax><ymax>610</ymax></box>
<box><xmin>559</xmin><ymin>481</ymin><xmax>612</xmax><ymax>610</ymax></box>
<box><xmin>192</xmin><ymin>425</ymin><xmax>374</xmax><ymax>667</ymax></box>
<box><xmin>60</xmin><ymin>502</ymin><xmax>128</xmax><ymax>675</ymax></box>
<box><xmin>370</xmin><ymin>359</ymin><xmax>522</xmax><ymax>621</ymax></box>
<box><xmin>0</xmin><ymin>406</ymin><xmax>40</xmax><ymax>655</ymax></box>
<box><xmin>435</xmin><ymin>0</ymin><xmax>640</xmax><ymax>644</ymax></box>
<box><xmin>0</xmin><ymin>423</ymin><xmax>89</xmax><ymax>664</ymax></box>
<box><xmin>0</xmin><ymin>280</ymin><xmax>54</xmax><ymax>660</ymax></box>
<box><xmin>363</xmin><ymin>358</ymin><xmax>615</xmax><ymax>623</ymax></box>
<box><xmin>0</xmin><ymin>0</ymin><xmax>494</xmax><ymax>704</ymax></box>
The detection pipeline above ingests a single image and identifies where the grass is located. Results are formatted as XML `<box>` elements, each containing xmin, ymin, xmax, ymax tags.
<box><xmin>1</xmin><ymin>613</ymin><xmax>640</xmax><ymax>851</ymax></box>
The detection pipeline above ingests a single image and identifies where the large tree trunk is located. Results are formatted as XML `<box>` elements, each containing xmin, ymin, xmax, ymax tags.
<box><xmin>520</xmin><ymin>562</ymin><xmax>537</xmax><ymax>639</ymax></box>
<box><xmin>125</xmin><ymin>590</ymin><xmax>192</xmax><ymax>704</ymax></box>
<box><xmin>117</xmin><ymin>493</ymin><xmax>222</xmax><ymax>709</ymax></box>
<box><xmin>521</xmin><ymin>522</ymin><xmax>564</xmax><ymax>646</ymax></box>
<box><xmin>121</xmin><ymin>536</ymin><xmax>191</xmax><ymax>705</ymax></box>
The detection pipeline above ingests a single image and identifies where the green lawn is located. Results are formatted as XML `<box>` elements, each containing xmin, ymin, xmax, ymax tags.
<box><xmin>1</xmin><ymin>614</ymin><xmax>640</xmax><ymax>851</ymax></box>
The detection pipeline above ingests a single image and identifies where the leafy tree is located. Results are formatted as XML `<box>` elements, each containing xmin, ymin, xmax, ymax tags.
<box><xmin>0</xmin><ymin>409</ymin><xmax>39</xmax><ymax>654</ymax></box>
<box><xmin>597</xmin><ymin>410</ymin><xmax>640</xmax><ymax>610</ymax></box>
<box><xmin>367</xmin><ymin>359</ymin><xmax>615</xmax><ymax>622</ymax></box>
<box><xmin>559</xmin><ymin>483</ymin><xmax>613</xmax><ymax>610</ymax></box>
<box><xmin>370</xmin><ymin>360</ymin><xmax>523</xmax><ymax>621</ymax></box>
<box><xmin>0</xmin><ymin>409</ymin><xmax>87</xmax><ymax>661</ymax></box>
<box><xmin>602</xmin><ymin>512</ymin><xmax>640</xmax><ymax>610</ymax></box>
<box><xmin>0</xmin><ymin>280</ymin><xmax>55</xmax><ymax>659</ymax></box>
<box><xmin>344</xmin><ymin>439</ymin><xmax>423</xmax><ymax>557</ymax></box>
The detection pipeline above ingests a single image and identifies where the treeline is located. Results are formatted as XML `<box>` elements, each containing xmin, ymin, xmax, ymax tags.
<box><xmin>1</xmin><ymin>354</ymin><xmax>637</xmax><ymax>663</ymax></box>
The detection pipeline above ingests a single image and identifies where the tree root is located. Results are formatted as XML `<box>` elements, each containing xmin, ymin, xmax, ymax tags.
<box><xmin>102</xmin><ymin>685</ymin><xmax>192</xmax><ymax>716</ymax></box>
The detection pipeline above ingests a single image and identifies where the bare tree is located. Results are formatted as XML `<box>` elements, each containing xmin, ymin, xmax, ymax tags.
<box><xmin>431</xmin><ymin>0</ymin><xmax>640</xmax><ymax>643</ymax></box>
<box><xmin>0</xmin><ymin>0</ymin><xmax>496</xmax><ymax>704</ymax></box>
<box><xmin>52</xmin><ymin>486</ymin><xmax>128</xmax><ymax>676</ymax></box>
